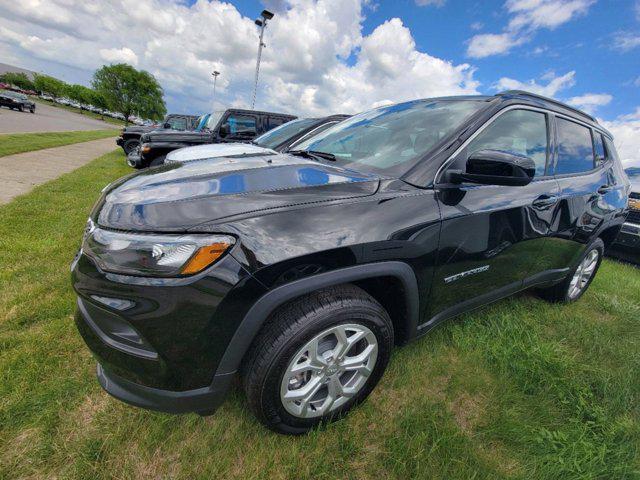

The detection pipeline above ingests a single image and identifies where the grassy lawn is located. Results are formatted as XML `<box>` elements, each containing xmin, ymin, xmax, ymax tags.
<box><xmin>0</xmin><ymin>130</ymin><xmax>118</xmax><ymax>158</ymax></box>
<box><xmin>34</xmin><ymin>98</ymin><xmax>126</xmax><ymax>127</ymax></box>
<box><xmin>1</xmin><ymin>150</ymin><xmax>639</xmax><ymax>479</ymax></box>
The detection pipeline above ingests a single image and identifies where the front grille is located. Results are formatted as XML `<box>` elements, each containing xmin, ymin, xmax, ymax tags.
<box><xmin>628</xmin><ymin>209</ymin><xmax>640</xmax><ymax>224</ymax></box>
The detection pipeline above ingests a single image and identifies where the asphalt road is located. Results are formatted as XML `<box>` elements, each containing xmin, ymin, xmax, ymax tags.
<box><xmin>0</xmin><ymin>101</ymin><xmax>116</xmax><ymax>133</ymax></box>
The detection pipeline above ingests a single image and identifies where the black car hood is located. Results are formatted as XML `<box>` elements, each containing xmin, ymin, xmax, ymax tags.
<box><xmin>97</xmin><ymin>153</ymin><xmax>381</xmax><ymax>231</ymax></box>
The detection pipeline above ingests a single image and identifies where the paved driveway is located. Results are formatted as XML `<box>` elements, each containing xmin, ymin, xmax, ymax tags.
<box><xmin>0</xmin><ymin>101</ymin><xmax>116</xmax><ymax>133</ymax></box>
<box><xmin>0</xmin><ymin>137</ymin><xmax>117</xmax><ymax>204</ymax></box>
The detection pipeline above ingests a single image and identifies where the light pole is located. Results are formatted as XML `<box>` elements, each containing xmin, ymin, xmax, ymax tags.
<box><xmin>211</xmin><ymin>70</ymin><xmax>220</xmax><ymax>109</ymax></box>
<box><xmin>251</xmin><ymin>9</ymin><xmax>274</xmax><ymax>109</ymax></box>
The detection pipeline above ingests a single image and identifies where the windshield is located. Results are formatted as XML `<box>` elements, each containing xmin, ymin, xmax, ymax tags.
<box><xmin>294</xmin><ymin>99</ymin><xmax>485</xmax><ymax>176</ymax></box>
<box><xmin>205</xmin><ymin>111</ymin><xmax>226</xmax><ymax>131</ymax></box>
<box><xmin>254</xmin><ymin>118</ymin><xmax>317</xmax><ymax>149</ymax></box>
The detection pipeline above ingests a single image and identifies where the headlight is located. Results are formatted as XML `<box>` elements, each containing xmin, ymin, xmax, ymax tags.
<box><xmin>141</xmin><ymin>144</ymin><xmax>151</xmax><ymax>154</ymax></box>
<box><xmin>82</xmin><ymin>224</ymin><xmax>235</xmax><ymax>277</ymax></box>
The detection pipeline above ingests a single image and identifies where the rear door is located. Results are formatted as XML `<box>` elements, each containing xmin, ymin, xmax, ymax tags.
<box><xmin>549</xmin><ymin>116</ymin><xmax>626</xmax><ymax>267</ymax></box>
<box><xmin>428</xmin><ymin>107</ymin><xmax>560</xmax><ymax>325</ymax></box>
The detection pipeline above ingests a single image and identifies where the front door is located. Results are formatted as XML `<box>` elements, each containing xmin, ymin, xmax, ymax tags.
<box><xmin>424</xmin><ymin>108</ymin><xmax>559</xmax><ymax>329</ymax></box>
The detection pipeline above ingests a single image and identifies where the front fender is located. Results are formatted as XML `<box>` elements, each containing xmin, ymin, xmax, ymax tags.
<box><xmin>213</xmin><ymin>261</ymin><xmax>419</xmax><ymax>376</ymax></box>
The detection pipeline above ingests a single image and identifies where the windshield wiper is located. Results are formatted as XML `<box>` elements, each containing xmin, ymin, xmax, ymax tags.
<box><xmin>289</xmin><ymin>149</ymin><xmax>336</xmax><ymax>162</ymax></box>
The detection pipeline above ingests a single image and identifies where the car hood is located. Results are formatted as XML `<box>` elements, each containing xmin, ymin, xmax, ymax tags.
<box><xmin>165</xmin><ymin>143</ymin><xmax>276</xmax><ymax>163</ymax></box>
<box><xmin>96</xmin><ymin>153</ymin><xmax>381</xmax><ymax>231</ymax></box>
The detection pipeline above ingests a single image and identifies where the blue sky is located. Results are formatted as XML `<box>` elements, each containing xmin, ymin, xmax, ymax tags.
<box><xmin>0</xmin><ymin>0</ymin><xmax>638</xmax><ymax>163</ymax></box>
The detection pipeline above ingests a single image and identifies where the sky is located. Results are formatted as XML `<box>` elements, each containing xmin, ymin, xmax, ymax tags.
<box><xmin>0</xmin><ymin>0</ymin><xmax>639</xmax><ymax>165</ymax></box>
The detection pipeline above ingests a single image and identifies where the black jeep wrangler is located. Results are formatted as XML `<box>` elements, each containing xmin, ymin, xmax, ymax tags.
<box><xmin>116</xmin><ymin>114</ymin><xmax>200</xmax><ymax>155</ymax></box>
<box><xmin>130</xmin><ymin>108</ymin><xmax>296</xmax><ymax>168</ymax></box>
<box><xmin>73</xmin><ymin>91</ymin><xmax>629</xmax><ymax>434</ymax></box>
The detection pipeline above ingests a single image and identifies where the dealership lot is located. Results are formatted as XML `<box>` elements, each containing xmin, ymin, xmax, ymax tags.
<box><xmin>0</xmin><ymin>150</ymin><xmax>638</xmax><ymax>479</ymax></box>
<box><xmin>0</xmin><ymin>101</ymin><xmax>115</xmax><ymax>133</ymax></box>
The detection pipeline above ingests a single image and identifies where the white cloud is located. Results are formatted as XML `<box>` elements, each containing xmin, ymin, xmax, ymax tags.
<box><xmin>100</xmin><ymin>47</ymin><xmax>138</xmax><ymax>66</ymax></box>
<box><xmin>494</xmin><ymin>71</ymin><xmax>576</xmax><ymax>97</ymax></box>
<box><xmin>601</xmin><ymin>108</ymin><xmax>640</xmax><ymax>167</ymax></box>
<box><xmin>467</xmin><ymin>0</ymin><xmax>594</xmax><ymax>58</ymax></box>
<box><xmin>0</xmin><ymin>0</ymin><xmax>479</xmax><ymax>117</ymax></box>
<box><xmin>567</xmin><ymin>93</ymin><xmax>612</xmax><ymax>114</ymax></box>
<box><xmin>612</xmin><ymin>32</ymin><xmax>640</xmax><ymax>51</ymax></box>
<box><xmin>467</xmin><ymin>32</ymin><xmax>524</xmax><ymax>58</ymax></box>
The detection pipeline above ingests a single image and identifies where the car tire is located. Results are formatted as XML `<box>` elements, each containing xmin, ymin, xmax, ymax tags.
<box><xmin>30</xmin><ymin>107</ymin><xmax>35</xmax><ymax>114</ymax></box>
<box><xmin>241</xmin><ymin>284</ymin><xmax>394</xmax><ymax>435</ymax></box>
<box><xmin>123</xmin><ymin>139</ymin><xmax>140</xmax><ymax>155</ymax></box>
<box><xmin>18</xmin><ymin>105</ymin><xmax>23</xmax><ymax>112</ymax></box>
<box><xmin>536</xmin><ymin>238</ymin><xmax>604</xmax><ymax>303</ymax></box>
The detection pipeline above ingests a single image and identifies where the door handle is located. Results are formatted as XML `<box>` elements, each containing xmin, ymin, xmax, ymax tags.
<box><xmin>597</xmin><ymin>185</ymin><xmax>613</xmax><ymax>195</ymax></box>
<box><xmin>532</xmin><ymin>194</ymin><xmax>558</xmax><ymax>208</ymax></box>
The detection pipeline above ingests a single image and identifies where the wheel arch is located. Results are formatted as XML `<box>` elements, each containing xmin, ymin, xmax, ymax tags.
<box><xmin>214</xmin><ymin>261</ymin><xmax>419</xmax><ymax>376</ymax></box>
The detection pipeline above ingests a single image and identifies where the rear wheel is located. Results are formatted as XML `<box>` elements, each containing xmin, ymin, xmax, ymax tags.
<box><xmin>242</xmin><ymin>284</ymin><xmax>394</xmax><ymax>434</ymax></box>
<box><xmin>537</xmin><ymin>238</ymin><xmax>604</xmax><ymax>303</ymax></box>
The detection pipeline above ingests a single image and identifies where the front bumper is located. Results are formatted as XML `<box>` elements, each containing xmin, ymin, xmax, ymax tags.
<box><xmin>72</xmin><ymin>249</ymin><xmax>266</xmax><ymax>411</ymax></box>
<box><xmin>97</xmin><ymin>363</ymin><xmax>233</xmax><ymax>415</ymax></box>
<box><xmin>116</xmin><ymin>137</ymin><xmax>124</xmax><ymax>147</ymax></box>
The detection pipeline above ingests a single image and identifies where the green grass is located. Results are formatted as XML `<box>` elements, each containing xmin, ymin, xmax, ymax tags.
<box><xmin>1</xmin><ymin>150</ymin><xmax>639</xmax><ymax>479</ymax></box>
<box><xmin>0</xmin><ymin>130</ymin><xmax>118</xmax><ymax>158</ymax></box>
<box><xmin>34</xmin><ymin>98</ymin><xmax>126</xmax><ymax>126</ymax></box>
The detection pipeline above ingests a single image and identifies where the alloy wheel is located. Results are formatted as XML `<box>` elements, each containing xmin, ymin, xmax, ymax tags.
<box><xmin>280</xmin><ymin>323</ymin><xmax>378</xmax><ymax>419</ymax></box>
<box><xmin>568</xmin><ymin>249</ymin><xmax>599</xmax><ymax>299</ymax></box>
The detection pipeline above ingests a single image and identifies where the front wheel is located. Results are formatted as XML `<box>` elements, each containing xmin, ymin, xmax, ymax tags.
<box><xmin>30</xmin><ymin>107</ymin><xmax>35</xmax><ymax>114</ymax></box>
<box><xmin>18</xmin><ymin>105</ymin><xmax>23</xmax><ymax>112</ymax></box>
<box><xmin>242</xmin><ymin>284</ymin><xmax>394</xmax><ymax>434</ymax></box>
<box><xmin>537</xmin><ymin>238</ymin><xmax>604</xmax><ymax>303</ymax></box>
<box><xmin>122</xmin><ymin>139</ymin><xmax>140</xmax><ymax>155</ymax></box>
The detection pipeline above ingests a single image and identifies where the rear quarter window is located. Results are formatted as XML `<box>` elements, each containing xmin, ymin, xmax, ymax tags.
<box><xmin>555</xmin><ymin>118</ymin><xmax>595</xmax><ymax>175</ymax></box>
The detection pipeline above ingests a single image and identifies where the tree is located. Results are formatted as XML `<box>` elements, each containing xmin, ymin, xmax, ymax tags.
<box><xmin>65</xmin><ymin>84</ymin><xmax>94</xmax><ymax>113</ymax></box>
<box><xmin>33</xmin><ymin>74</ymin><xmax>67</xmax><ymax>98</ymax></box>
<box><xmin>88</xmin><ymin>90</ymin><xmax>109</xmax><ymax>120</ymax></box>
<box><xmin>0</xmin><ymin>72</ymin><xmax>35</xmax><ymax>90</ymax></box>
<box><xmin>92</xmin><ymin>64</ymin><xmax>166</xmax><ymax>125</ymax></box>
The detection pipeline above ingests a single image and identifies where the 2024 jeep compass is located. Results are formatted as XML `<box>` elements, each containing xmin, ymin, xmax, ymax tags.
<box><xmin>72</xmin><ymin>91</ymin><xmax>629</xmax><ymax>434</ymax></box>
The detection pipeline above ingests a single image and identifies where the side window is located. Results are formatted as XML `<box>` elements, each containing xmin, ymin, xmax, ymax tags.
<box><xmin>603</xmin><ymin>137</ymin><xmax>619</xmax><ymax>162</ymax></box>
<box><xmin>166</xmin><ymin>117</ymin><xmax>187</xmax><ymax>130</ymax></box>
<box><xmin>593</xmin><ymin>131</ymin><xmax>605</xmax><ymax>167</ymax></box>
<box><xmin>268</xmin><ymin>117</ymin><xmax>287</xmax><ymax>129</ymax></box>
<box><xmin>224</xmin><ymin>114</ymin><xmax>257</xmax><ymax>136</ymax></box>
<box><xmin>555</xmin><ymin>118</ymin><xmax>594</xmax><ymax>175</ymax></box>
<box><xmin>467</xmin><ymin>109</ymin><xmax>548</xmax><ymax>177</ymax></box>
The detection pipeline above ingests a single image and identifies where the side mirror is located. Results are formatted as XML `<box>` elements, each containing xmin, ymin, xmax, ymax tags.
<box><xmin>449</xmin><ymin>150</ymin><xmax>535</xmax><ymax>187</ymax></box>
<box><xmin>218</xmin><ymin>123</ymin><xmax>230</xmax><ymax>137</ymax></box>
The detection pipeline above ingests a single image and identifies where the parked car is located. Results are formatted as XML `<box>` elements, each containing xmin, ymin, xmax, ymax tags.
<box><xmin>608</xmin><ymin>166</ymin><xmax>640</xmax><ymax>263</ymax></box>
<box><xmin>72</xmin><ymin>91</ymin><xmax>629</xmax><ymax>434</ymax></box>
<box><xmin>116</xmin><ymin>114</ymin><xmax>200</xmax><ymax>155</ymax></box>
<box><xmin>0</xmin><ymin>90</ymin><xmax>35</xmax><ymax>113</ymax></box>
<box><xmin>129</xmin><ymin>108</ymin><xmax>296</xmax><ymax>168</ymax></box>
<box><xmin>164</xmin><ymin>115</ymin><xmax>350</xmax><ymax>164</ymax></box>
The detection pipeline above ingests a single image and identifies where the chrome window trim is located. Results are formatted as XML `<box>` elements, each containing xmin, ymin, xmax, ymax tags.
<box><xmin>434</xmin><ymin>104</ymin><xmax>609</xmax><ymax>185</ymax></box>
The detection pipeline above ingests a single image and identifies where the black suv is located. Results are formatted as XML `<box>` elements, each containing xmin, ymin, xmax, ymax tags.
<box><xmin>116</xmin><ymin>114</ymin><xmax>200</xmax><ymax>154</ymax></box>
<box><xmin>132</xmin><ymin>109</ymin><xmax>296</xmax><ymax>168</ymax></box>
<box><xmin>72</xmin><ymin>91</ymin><xmax>629</xmax><ymax>434</ymax></box>
<box><xmin>0</xmin><ymin>90</ymin><xmax>35</xmax><ymax>113</ymax></box>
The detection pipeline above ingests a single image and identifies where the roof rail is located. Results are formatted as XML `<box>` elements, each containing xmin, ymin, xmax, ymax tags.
<box><xmin>496</xmin><ymin>90</ymin><xmax>596</xmax><ymax>122</ymax></box>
